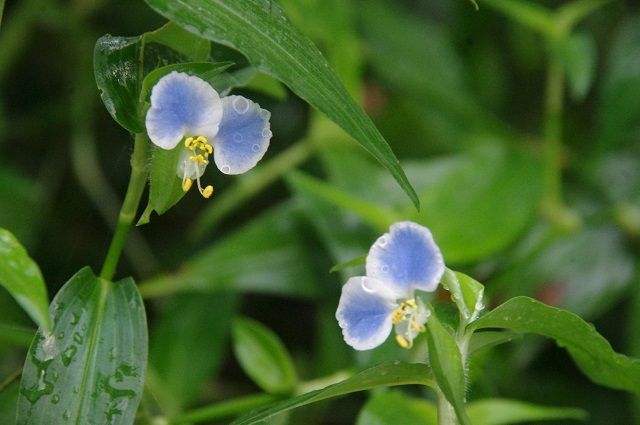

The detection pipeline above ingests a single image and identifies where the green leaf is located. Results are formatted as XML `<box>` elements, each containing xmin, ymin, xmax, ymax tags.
<box><xmin>425</xmin><ymin>308</ymin><xmax>471</xmax><ymax>425</ymax></box>
<box><xmin>144</xmin><ymin>21</ymin><xmax>210</xmax><ymax>61</ymax></box>
<box><xmin>554</xmin><ymin>32</ymin><xmax>596</xmax><ymax>100</ymax></box>
<box><xmin>149</xmin><ymin>293</ymin><xmax>237</xmax><ymax>413</ymax></box>
<box><xmin>94</xmin><ymin>34</ymin><xmax>144</xmax><ymax>133</ymax></box>
<box><xmin>467</xmin><ymin>398</ymin><xmax>587</xmax><ymax>425</ymax></box>
<box><xmin>233</xmin><ymin>317</ymin><xmax>298</xmax><ymax>395</ymax></box>
<box><xmin>0</xmin><ymin>228</ymin><xmax>50</xmax><ymax>332</ymax></box>
<box><xmin>330</xmin><ymin>254</ymin><xmax>366</xmax><ymax>274</ymax></box>
<box><xmin>138</xmin><ymin>202</ymin><xmax>319</xmax><ymax>299</ymax></box>
<box><xmin>441</xmin><ymin>269</ymin><xmax>485</xmax><ymax>323</ymax></box>
<box><xmin>231</xmin><ymin>361</ymin><xmax>435</xmax><ymax>425</ymax></box>
<box><xmin>469</xmin><ymin>296</ymin><xmax>640</xmax><ymax>395</ymax></box>
<box><xmin>356</xmin><ymin>391</ymin><xmax>437</xmax><ymax>425</ymax></box>
<box><xmin>480</xmin><ymin>0</ymin><xmax>555</xmax><ymax>37</ymax></box>
<box><xmin>144</xmin><ymin>0</ymin><xmax>419</xmax><ymax>209</ymax></box>
<box><xmin>0</xmin><ymin>322</ymin><xmax>35</xmax><ymax>348</ymax></box>
<box><xmin>17</xmin><ymin>267</ymin><xmax>147</xmax><ymax>424</ymax></box>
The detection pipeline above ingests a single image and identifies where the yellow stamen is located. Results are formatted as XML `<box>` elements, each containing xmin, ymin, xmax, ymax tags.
<box><xmin>181</xmin><ymin>136</ymin><xmax>215</xmax><ymax>199</ymax></box>
<box><xmin>182</xmin><ymin>178</ymin><xmax>193</xmax><ymax>192</ymax></box>
<box><xmin>396</xmin><ymin>335</ymin><xmax>412</xmax><ymax>349</ymax></box>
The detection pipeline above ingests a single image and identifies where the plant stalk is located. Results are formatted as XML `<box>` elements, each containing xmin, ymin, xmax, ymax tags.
<box><xmin>99</xmin><ymin>133</ymin><xmax>149</xmax><ymax>281</ymax></box>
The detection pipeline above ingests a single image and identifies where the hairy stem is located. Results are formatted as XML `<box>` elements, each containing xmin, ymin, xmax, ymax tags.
<box><xmin>99</xmin><ymin>133</ymin><xmax>149</xmax><ymax>281</ymax></box>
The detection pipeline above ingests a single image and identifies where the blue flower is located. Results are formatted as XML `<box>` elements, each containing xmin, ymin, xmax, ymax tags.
<box><xmin>335</xmin><ymin>221</ymin><xmax>445</xmax><ymax>350</ymax></box>
<box><xmin>145</xmin><ymin>71</ymin><xmax>272</xmax><ymax>198</ymax></box>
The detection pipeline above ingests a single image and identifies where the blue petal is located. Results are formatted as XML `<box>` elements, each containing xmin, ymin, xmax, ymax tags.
<box><xmin>366</xmin><ymin>221</ymin><xmax>444</xmax><ymax>296</ymax></box>
<box><xmin>335</xmin><ymin>277</ymin><xmax>398</xmax><ymax>351</ymax></box>
<box><xmin>146</xmin><ymin>72</ymin><xmax>222</xmax><ymax>149</ymax></box>
<box><xmin>213</xmin><ymin>95</ymin><xmax>272</xmax><ymax>175</ymax></box>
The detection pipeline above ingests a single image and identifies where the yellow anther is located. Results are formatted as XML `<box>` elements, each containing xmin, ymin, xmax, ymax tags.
<box><xmin>395</xmin><ymin>335</ymin><xmax>412</xmax><ymax>349</ymax></box>
<box><xmin>201</xmin><ymin>185</ymin><xmax>214</xmax><ymax>199</ymax></box>
<box><xmin>182</xmin><ymin>178</ymin><xmax>193</xmax><ymax>192</ymax></box>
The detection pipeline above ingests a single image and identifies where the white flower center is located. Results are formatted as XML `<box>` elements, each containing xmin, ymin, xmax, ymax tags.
<box><xmin>391</xmin><ymin>297</ymin><xmax>429</xmax><ymax>349</ymax></box>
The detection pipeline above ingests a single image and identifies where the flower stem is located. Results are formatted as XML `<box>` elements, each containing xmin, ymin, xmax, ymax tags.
<box><xmin>99</xmin><ymin>133</ymin><xmax>149</xmax><ymax>281</ymax></box>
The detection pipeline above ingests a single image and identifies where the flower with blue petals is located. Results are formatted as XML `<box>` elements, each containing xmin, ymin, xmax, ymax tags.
<box><xmin>336</xmin><ymin>221</ymin><xmax>445</xmax><ymax>350</ymax></box>
<box><xmin>145</xmin><ymin>71</ymin><xmax>272</xmax><ymax>198</ymax></box>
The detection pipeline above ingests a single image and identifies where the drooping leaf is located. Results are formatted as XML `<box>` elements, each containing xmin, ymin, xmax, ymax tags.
<box><xmin>149</xmin><ymin>293</ymin><xmax>237</xmax><ymax>413</ymax></box>
<box><xmin>0</xmin><ymin>228</ymin><xmax>50</xmax><ymax>332</ymax></box>
<box><xmin>425</xmin><ymin>308</ymin><xmax>471</xmax><ymax>425</ymax></box>
<box><xmin>356</xmin><ymin>391</ymin><xmax>437</xmax><ymax>425</ymax></box>
<box><xmin>231</xmin><ymin>361</ymin><xmax>435</xmax><ymax>425</ymax></box>
<box><xmin>17</xmin><ymin>267</ymin><xmax>147</xmax><ymax>425</ymax></box>
<box><xmin>138</xmin><ymin>202</ymin><xmax>319</xmax><ymax>299</ymax></box>
<box><xmin>469</xmin><ymin>296</ymin><xmax>640</xmax><ymax>395</ymax></box>
<box><xmin>233</xmin><ymin>317</ymin><xmax>298</xmax><ymax>395</ymax></box>
<box><xmin>467</xmin><ymin>398</ymin><xmax>587</xmax><ymax>425</ymax></box>
<box><xmin>144</xmin><ymin>0</ymin><xmax>419</xmax><ymax>208</ymax></box>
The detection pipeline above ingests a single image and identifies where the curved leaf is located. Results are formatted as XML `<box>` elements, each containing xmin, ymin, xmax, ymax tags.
<box><xmin>425</xmin><ymin>308</ymin><xmax>471</xmax><ymax>425</ymax></box>
<box><xmin>233</xmin><ymin>317</ymin><xmax>298</xmax><ymax>395</ymax></box>
<box><xmin>231</xmin><ymin>361</ymin><xmax>434</xmax><ymax>425</ymax></box>
<box><xmin>144</xmin><ymin>0</ymin><xmax>419</xmax><ymax>208</ymax></box>
<box><xmin>469</xmin><ymin>296</ymin><xmax>640</xmax><ymax>395</ymax></box>
<box><xmin>17</xmin><ymin>267</ymin><xmax>147</xmax><ymax>425</ymax></box>
<box><xmin>0</xmin><ymin>228</ymin><xmax>50</xmax><ymax>331</ymax></box>
<box><xmin>356</xmin><ymin>391</ymin><xmax>437</xmax><ymax>425</ymax></box>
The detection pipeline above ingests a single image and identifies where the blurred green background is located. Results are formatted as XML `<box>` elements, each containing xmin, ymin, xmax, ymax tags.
<box><xmin>1</xmin><ymin>0</ymin><xmax>640</xmax><ymax>423</ymax></box>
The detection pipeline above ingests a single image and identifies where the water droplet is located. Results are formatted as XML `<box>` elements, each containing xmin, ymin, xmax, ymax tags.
<box><xmin>233</xmin><ymin>133</ymin><xmax>243</xmax><ymax>143</ymax></box>
<box><xmin>251</xmin><ymin>144</ymin><xmax>260</xmax><ymax>152</ymax></box>
<box><xmin>20</xmin><ymin>370</ymin><xmax>54</xmax><ymax>404</ymax></box>
<box><xmin>51</xmin><ymin>394</ymin><xmax>60</xmax><ymax>404</ymax></box>
<box><xmin>57</xmin><ymin>331</ymin><xmax>65</xmax><ymax>339</ymax></box>
<box><xmin>73</xmin><ymin>332</ymin><xmax>84</xmax><ymax>345</ymax></box>
<box><xmin>62</xmin><ymin>410</ymin><xmax>70</xmax><ymax>421</ymax></box>
<box><xmin>221</xmin><ymin>165</ymin><xmax>231</xmax><ymax>174</ymax></box>
<box><xmin>377</xmin><ymin>236</ymin><xmax>388</xmax><ymax>248</ymax></box>
<box><xmin>70</xmin><ymin>313</ymin><xmax>80</xmax><ymax>325</ymax></box>
<box><xmin>232</xmin><ymin>97</ymin><xmax>249</xmax><ymax>114</ymax></box>
<box><xmin>61</xmin><ymin>345</ymin><xmax>77</xmax><ymax>366</ymax></box>
<box><xmin>381</xmin><ymin>265</ymin><xmax>389</xmax><ymax>273</ymax></box>
<box><xmin>261</xmin><ymin>128</ymin><xmax>272</xmax><ymax>138</ymax></box>
<box><xmin>361</xmin><ymin>279</ymin><xmax>376</xmax><ymax>293</ymax></box>
<box><xmin>259</xmin><ymin>109</ymin><xmax>271</xmax><ymax>120</ymax></box>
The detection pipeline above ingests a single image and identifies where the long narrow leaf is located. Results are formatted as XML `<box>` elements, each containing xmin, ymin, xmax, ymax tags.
<box><xmin>144</xmin><ymin>0</ymin><xmax>419</xmax><ymax>208</ymax></box>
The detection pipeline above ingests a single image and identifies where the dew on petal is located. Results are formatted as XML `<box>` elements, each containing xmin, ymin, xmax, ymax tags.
<box><xmin>377</xmin><ymin>236</ymin><xmax>388</xmax><ymax>248</ymax></box>
<box><xmin>259</xmin><ymin>109</ymin><xmax>271</xmax><ymax>120</ymax></box>
<box><xmin>232</xmin><ymin>97</ymin><xmax>250</xmax><ymax>114</ymax></box>
<box><xmin>221</xmin><ymin>165</ymin><xmax>231</xmax><ymax>174</ymax></box>
<box><xmin>251</xmin><ymin>144</ymin><xmax>261</xmax><ymax>152</ymax></box>
<box><xmin>233</xmin><ymin>133</ymin><xmax>243</xmax><ymax>143</ymax></box>
<box><xmin>261</xmin><ymin>128</ymin><xmax>272</xmax><ymax>138</ymax></box>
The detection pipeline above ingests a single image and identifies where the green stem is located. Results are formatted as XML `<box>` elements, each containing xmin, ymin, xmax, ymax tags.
<box><xmin>170</xmin><ymin>393</ymin><xmax>278</xmax><ymax>424</ymax></box>
<box><xmin>99</xmin><ymin>133</ymin><xmax>149</xmax><ymax>281</ymax></box>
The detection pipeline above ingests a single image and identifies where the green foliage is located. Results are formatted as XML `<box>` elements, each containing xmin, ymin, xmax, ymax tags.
<box><xmin>0</xmin><ymin>228</ymin><xmax>50</xmax><ymax>332</ymax></box>
<box><xmin>144</xmin><ymin>0</ymin><xmax>420</xmax><ymax>208</ymax></box>
<box><xmin>233</xmin><ymin>317</ymin><xmax>298</xmax><ymax>395</ymax></box>
<box><xmin>16</xmin><ymin>267</ymin><xmax>147</xmax><ymax>424</ymax></box>
<box><xmin>232</xmin><ymin>362</ymin><xmax>435</xmax><ymax>425</ymax></box>
<box><xmin>470</xmin><ymin>296</ymin><xmax>640</xmax><ymax>396</ymax></box>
